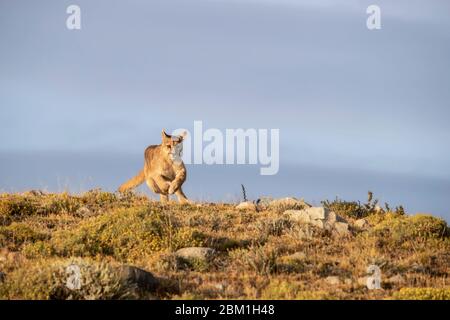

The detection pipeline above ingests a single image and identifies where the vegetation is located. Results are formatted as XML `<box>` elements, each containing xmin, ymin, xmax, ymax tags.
<box><xmin>0</xmin><ymin>190</ymin><xmax>448</xmax><ymax>300</ymax></box>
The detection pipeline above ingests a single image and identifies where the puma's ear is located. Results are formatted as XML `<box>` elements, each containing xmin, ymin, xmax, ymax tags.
<box><xmin>161</xmin><ymin>129</ymin><xmax>170</xmax><ymax>142</ymax></box>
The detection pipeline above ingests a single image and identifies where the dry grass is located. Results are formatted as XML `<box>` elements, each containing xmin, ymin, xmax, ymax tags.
<box><xmin>0</xmin><ymin>190</ymin><xmax>449</xmax><ymax>300</ymax></box>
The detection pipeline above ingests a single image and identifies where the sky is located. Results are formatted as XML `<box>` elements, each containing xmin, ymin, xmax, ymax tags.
<box><xmin>1</xmin><ymin>0</ymin><xmax>449</xmax><ymax>220</ymax></box>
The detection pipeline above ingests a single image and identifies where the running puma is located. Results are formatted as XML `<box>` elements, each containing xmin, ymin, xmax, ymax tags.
<box><xmin>118</xmin><ymin>130</ymin><xmax>190</xmax><ymax>204</ymax></box>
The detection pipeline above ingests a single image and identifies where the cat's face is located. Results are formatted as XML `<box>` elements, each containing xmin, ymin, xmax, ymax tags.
<box><xmin>161</xmin><ymin>130</ymin><xmax>186</xmax><ymax>163</ymax></box>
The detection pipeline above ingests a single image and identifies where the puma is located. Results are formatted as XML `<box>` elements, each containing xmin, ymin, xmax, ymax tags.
<box><xmin>118</xmin><ymin>130</ymin><xmax>190</xmax><ymax>204</ymax></box>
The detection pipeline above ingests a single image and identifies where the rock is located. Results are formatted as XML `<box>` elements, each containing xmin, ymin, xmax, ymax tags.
<box><xmin>344</xmin><ymin>278</ymin><xmax>353</xmax><ymax>285</ymax></box>
<box><xmin>76</xmin><ymin>206</ymin><xmax>95</xmax><ymax>217</ymax></box>
<box><xmin>22</xmin><ymin>190</ymin><xmax>45</xmax><ymax>197</ymax></box>
<box><xmin>333</xmin><ymin>222</ymin><xmax>350</xmax><ymax>237</ymax></box>
<box><xmin>236</xmin><ymin>201</ymin><xmax>257</xmax><ymax>211</ymax></box>
<box><xmin>388</xmin><ymin>274</ymin><xmax>405</xmax><ymax>284</ymax></box>
<box><xmin>325</xmin><ymin>276</ymin><xmax>341</xmax><ymax>285</ymax></box>
<box><xmin>374</xmin><ymin>205</ymin><xmax>384</xmax><ymax>213</ymax></box>
<box><xmin>354</xmin><ymin>218</ymin><xmax>370</xmax><ymax>229</ymax></box>
<box><xmin>175</xmin><ymin>247</ymin><xmax>215</xmax><ymax>262</ymax></box>
<box><xmin>326</xmin><ymin>211</ymin><xmax>347</xmax><ymax>224</ymax></box>
<box><xmin>357</xmin><ymin>277</ymin><xmax>367</xmax><ymax>286</ymax></box>
<box><xmin>118</xmin><ymin>266</ymin><xmax>159</xmax><ymax>292</ymax></box>
<box><xmin>0</xmin><ymin>271</ymin><xmax>5</xmax><ymax>283</ymax></box>
<box><xmin>255</xmin><ymin>197</ymin><xmax>274</xmax><ymax>210</ymax></box>
<box><xmin>284</xmin><ymin>210</ymin><xmax>311</xmax><ymax>224</ymax></box>
<box><xmin>285</xmin><ymin>207</ymin><xmax>349</xmax><ymax>236</ymax></box>
<box><xmin>310</xmin><ymin>219</ymin><xmax>324</xmax><ymax>229</ymax></box>
<box><xmin>306</xmin><ymin>207</ymin><xmax>329</xmax><ymax>220</ymax></box>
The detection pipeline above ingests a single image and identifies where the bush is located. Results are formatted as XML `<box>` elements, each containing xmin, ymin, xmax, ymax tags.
<box><xmin>392</xmin><ymin>287</ymin><xmax>450</xmax><ymax>300</ymax></box>
<box><xmin>229</xmin><ymin>245</ymin><xmax>279</xmax><ymax>275</ymax></box>
<box><xmin>261</xmin><ymin>280</ymin><xmax>331</xmax><ymax>299</ymax></box>
<box><xmin>0</xmin><ymin>222</ymin><xmax>49</xmax><ymax>249</ymax></box>
<box><xmin>49</xmin><ymin>207</ymin><xmax>205</xmax><ymax>261</ymax></box>
<box><xmin>0</xmin><ymin>258</ymin><xmax>138</xmax><ymax>300</ymax></box>
<box><xmin>371</xmin><ymin>214</ymin><xmax>448</xmax><ymax>244</ymax></box>
<box><xmin>322</xmin><ymin>191</ymin><xmax>405</xmax><ymax>219</ymax></box>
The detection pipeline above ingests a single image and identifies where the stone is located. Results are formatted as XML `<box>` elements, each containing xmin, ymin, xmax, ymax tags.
<box><xmin>306</xmin><ymin>207</ymin><xmax>329</xmax><ymax>220</ymax></box>
<box><xmin>22</xmin><ymin>190</ymin><xmax>45</xmax><ymax>197</ymax></box>
<box><xmin>388</xmin><ymin>274</ymin><xmax>405</xmax><ymax>284</ymax></box>
<box><xmin>354</xmin><ymin>219</ymin><xmax>369</xmax><ymax>229</ymax></box>
<box><xmin>175</xmin><ymin>247</ymin><xmax>216</xmax><ymax>262</ymax></box>
<box><xmin>236</xmin><ymin>201</ymin><xmax>257</xmax><ymax>211</ymax></box>
<box><xmin>76</xmin><ymin>206</ymin><xmax>95</xmax><ymax>217</ymax></box>
<box><xmin>325</xmin><ymin>276</ymin><xmax>340</xmax><ymax>285</ymax></box>
<box><xmin>326</xmin><ymin>211</ymin><xmax>347</xmax><ymax>224</ymax></box>
<box><xmin>284</xmin><ymin>210</ymin><xmax>311</xmax><ymax>224</ymax></box>
<box><xmin>118</xmin><ymin>266</ymin><xmax>159</xmax><ymax>292</ymax></box>
<box><xmin>310</xmin><ymin>219</ymin><xmax>324</xmax><ymax>229</ymax></box>
<box><xmin>333</xmin><ymin>222</ymin><xmax>350</xmax><ymax>237</ymax></box>
<box><xmin>269</xmin><ymin>197</ymin><xmax>311</xmax><ymax>211</ymax></box>
<box><xmin>357</xmin><ymin>277</ymin><xmax>367</xmax><ymax>286</ymax></box>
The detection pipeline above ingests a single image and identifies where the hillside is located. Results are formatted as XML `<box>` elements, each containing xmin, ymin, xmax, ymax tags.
<box><xmin>0</xmin><ymin>190</ymin><xmax>449</xmax><ymax>300</ymax></box>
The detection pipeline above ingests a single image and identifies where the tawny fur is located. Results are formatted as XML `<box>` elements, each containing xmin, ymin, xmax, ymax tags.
<box><xmin>118</xmin><ymin>130</ymin><xmax>190</xmax><ymax>204</ymax></box>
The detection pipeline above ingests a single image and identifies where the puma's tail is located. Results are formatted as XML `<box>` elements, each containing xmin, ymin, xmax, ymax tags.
<box><xmin>118</xmin><ymin>169</ymin><xmax>145</xmax><ymax>192</ymax></box>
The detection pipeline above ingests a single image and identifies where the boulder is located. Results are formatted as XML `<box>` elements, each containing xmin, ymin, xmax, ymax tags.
<box><xmin>388</xmin><ymin>274</ymin><xmax>405</xmax><ymax>284</ymax></box>
<box><xmin>236</xmin><ymin>201</ymin><xmax>257</xmax><ymax>211</ymax></box>
<box><xmin>325</xmin><ymin>276</ymin><xmax>340</xmax><ymax>285</ymax></box>
<box><xmin>268</xmin><ymin>197</ymin><xmax>311</xmax><ymax>211</ymax></box>
<box><xmin>284</xmin><ymin>210</ymin><xmax>311</xmax><ymax>224</ymax></box>
<box><xmin>284</xmin><ymin>207</ymin><xmax>350</xmax><ymax>237</ymax></box>
<box><xmin>354</xmin><ymin>218</ymin><xmax>370</xmax><ymax>229</ymax></box>
<box><xmin>333</xmin><ymin>222</ymin><xmax>350</xmax><ymax>237</ymax></box>
<box><xmin>118</xmin><ymin>266</ymin><xmax>159</xmax><ymax>292</ymax></box>
<box><xmin>75</xmin><ymin>206</ymin><xmax>95</xmax><ymax>217</ymax></box>
<box><xmin>175</xmin><ymin>247</ymin><xmax>216</xmax><ymax>262</ymax></box>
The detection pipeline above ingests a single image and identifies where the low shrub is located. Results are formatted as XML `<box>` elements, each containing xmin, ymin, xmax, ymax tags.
<box><xmin>392</xmin><ymin>287</ymin><xmax>450</xmax><ymax>300</ymax></box>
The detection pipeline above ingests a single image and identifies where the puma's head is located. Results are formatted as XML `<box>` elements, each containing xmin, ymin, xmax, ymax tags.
<box><xmin>161</xmin><ymin>130</ymin><xmax>186</xmax><ymax>163</ymax></box>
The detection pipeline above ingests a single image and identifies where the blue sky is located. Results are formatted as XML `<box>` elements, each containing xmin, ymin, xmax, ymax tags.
<box><xmin>1</xmin><ymin>0</ymin><xmax>449</xmax><ymax>219</ymax></box>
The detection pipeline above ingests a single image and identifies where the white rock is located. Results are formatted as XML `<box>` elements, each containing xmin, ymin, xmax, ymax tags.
<box><xmin>325</xmin><ymin>276</ymin><xmax>340</xmax><ymax>285</ymax></box>
<box><xmin>354</xmin><ymin>219</ymin><xmax>369</xmax><ymax>229</ymax></box>
<box><xmin>388</xmin><ymin>274</ymin><xmax>404</xmax><ymax>284</ymax></box>
<box><xmin>306</xmin><ymin>207</ymin><xmax>329</xmax><ymax>220</ymax></box>
<box><xmin>269</xmin><ymin>197</ymin><xmax>310</xmax><ymax>210</ymax></box>
<box><xmin>175</xmin><ymin>247</ymin><xmax>216</xmax><ymax>262</ymax></box>
<box><xmin>284</xmin><ymin>210</ymin><xmax>311</xmax><ymax>224</ymax></box>
<box><xmin>333</xmin><ymin>222</ymin><xmax>350</xmax><ymax>236</ymax></box>
<box><xmin>236</xmin><ymin>201</ymin><xmax>257</xmax><ymax>211</ymax></box>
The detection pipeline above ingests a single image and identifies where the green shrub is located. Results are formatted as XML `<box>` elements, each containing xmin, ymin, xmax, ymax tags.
<box><xmin>392</xmin><ymin>287</ymin><xmax>450</xmax><ymax>300</ymax></box>
<box><xmin>371</xmin><ymin>214</ymin><xmax>448</xmax><ymax>244</ymax></box>
<box><xmin>0</xmin><ymin>195</ymin><xmax>38</xmax><ymax>224</ymax></box>
<box><xmin>49</xmin><ymin>207</ymin><xmax>205</xmax><ymax>261</ymax></box>
<box><xmin>0</xmin><ymin>222</ymin><xmax>49</xmax><ymax>249</ymax></box>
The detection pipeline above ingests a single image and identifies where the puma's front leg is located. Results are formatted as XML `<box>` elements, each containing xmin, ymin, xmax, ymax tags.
<box><xmin>168</xmin><ymin>165</ymin><xmax>187</xmax><ymax>194</ymax></box>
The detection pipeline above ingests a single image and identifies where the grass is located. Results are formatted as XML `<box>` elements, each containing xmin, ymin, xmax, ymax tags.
<box><xmin>0</xmin><ymin>190</ymin><xmax>448</xmax><ymax>300</ymax></box>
